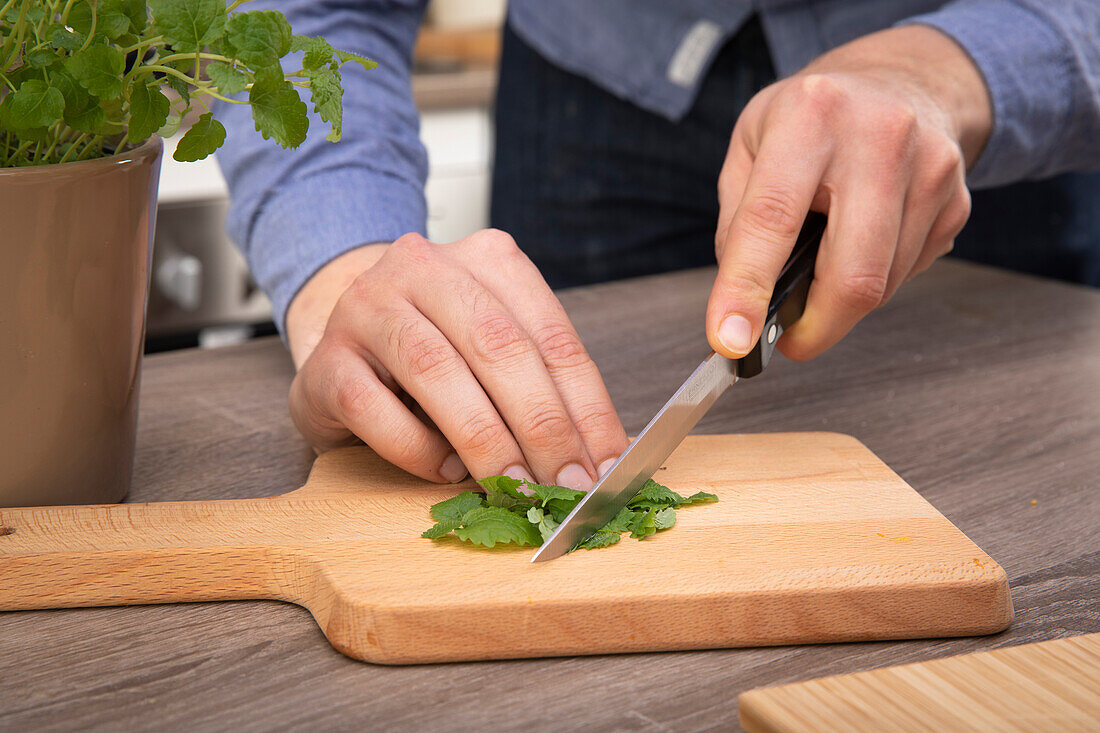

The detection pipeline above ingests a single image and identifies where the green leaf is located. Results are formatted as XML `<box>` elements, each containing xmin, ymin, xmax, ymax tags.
<box><xmin>156</xmin><ymin>112</ymin><xmax>181</xmax><ymax>137</ymax></box>
<box><xmin>421</xmin><ymin>519</ymin><xmax>462</xmax><ymax>539</ymax></box>
<box><xmin>429</xmin><ymin>491</ymin><xmax>483</xmax><ymax>523</ymax></box>
<box><xmin>123</xmin><ymin>0</ymin><xmax>149</xmax><ymax>34</ymax></box>
<box><xmin>55</xmin><ymin>69</ymin><xmax>108</xmax><ymax>133</ymax></box>
<box><xmin>545</xmin><ymin>497</ymin><xmax>581</xmax><ymax>523</ymax></box>
<box><xmin>127</xmin><ymin>80</ymin><xmax>170</xmax><ymax>142</ymax></box>
<box><xmin>453</xmin><ymin>507</ymin><xmax>542</xmax><ymax>548</ymax></box>
<box><xmin>247</xmin><ymin>72</ymin><xmax>307</xmax><ymax>149</ymax></box>
<box><xmin>26</xmin><ymin>49</ymin><xmax>57</xmax><ymax>68</ymax></box>
<box><xmin>291</xmin><ymin>34</ymin><xmax>335</xmax><ymax>70</ymax></box>
<box><xmin>527</xmin><ymin>507</ymin><xmax>560</xmax><ymax>543</ymax></box>
<box><xmin>627</xmin><ymin>479</ymin><xmax>687</xmax><ymax>508</ymax></box>
<box><xmin>478</xmin><ymin>475</ymin><xmax>533</xmax><ymax>510</ymax></box>
<box><xmin>0</xmin><ymin>80</ymin><xmax>65</xmax><ymax>130</ymax></box>
<box><xmin>164</xmin><ymin>73</ymin><xmax>190</xmax><ymax>102</ymax></box>
<box><xmin>629</xmin><ymin>508</ymin><xmax>658</xmax><ymax>539</ymax></box>
<box><xmin>173</xmin><ymin>112</ymin><xmax>225</xmax><ymax>161</ymax></box>
<box><xmin>304</xmin><ymin>65</ymin><xmax>342</xmax><ymax>142</ymax></box>
<box><xmin>601</xmin><ymin>507</ymin><xmax>636</xmax><ymax>534</ymax></box>
<box><xmin>149</xmin><ymin>0</ymin><xmax>226</xmax><ymax>53</ymax></box>
<box><xmin>478</xmin><ymin>475</ymin><xmax>527</xmax><ymax>498</ymax></box>
<box><xmin>653</xmin><ymin>506</ymin><xmax>677</xmax><ymax>530</ymax></box>
<box><xmin>50</xmin><ymin>27</ymin><xmax>87</xmax><ymax>51</ymax></box>
<box><xmin>205</xmin><ymin>61</ymin><xmax>249</xmax><ymax>95</ymax></box>
<box><xmin>577</xmin><ymin>530</ymin><xmax>621</xmax><ymax>550</ymax></box>
<box><xmin>334</xmin><ymin>47</ymin><xmax>378</xmax><ymax>71</ymax></box>
<box><xmin>531</xmin><ymin>483</ymin><xmax>585</xmax><ymax>506</ymax></box>
<box><xmin>224</xmin><ymin>9</ymin><xmax>292</xmax><ymax>71</ymax></box>
<box><xmin>67</xmin><ymin>44</ymin><xmax>126</xmax><ymax>99</ymax></box>
<box><xmin>680</xmin><ymin>491</ymin><xmax>719</xmax><ymax>505</ymax></box>
<box><xmin>68</xmin><ymin>0</ymin><xmax>132</xmax><ymax>40</ymax></box>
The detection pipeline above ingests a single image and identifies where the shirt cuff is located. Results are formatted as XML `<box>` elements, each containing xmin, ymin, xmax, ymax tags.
<box><xmin>897</xmin><ymin>0</ymin><xmax>1073</xmax><ymax>189</ymax></box>
<box><xmin>246</xmin><ymin>167</ymin><xmax>427</xmax><ymax>336</ymax></box>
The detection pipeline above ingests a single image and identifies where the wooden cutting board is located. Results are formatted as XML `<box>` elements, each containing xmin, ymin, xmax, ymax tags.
<box><xmin>739</xmin><ymin>633</ymin><xmax>1100</xmax><ymax>732</ymax></box>
<box><xmin>0</xmin><ymin>432</ymin><xmax>1012</xmax><ymax>664</ymax></box>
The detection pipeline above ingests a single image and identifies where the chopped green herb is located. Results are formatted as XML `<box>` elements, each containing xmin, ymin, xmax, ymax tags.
<box><xmin>422</xmin><ymin>475</ymin><xmax>717</xmax><ymax>552</ymax></box>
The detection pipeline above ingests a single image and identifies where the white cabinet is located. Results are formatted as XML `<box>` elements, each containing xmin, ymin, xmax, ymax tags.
<box><xmin>421</xmin><ymin>107</ymin><xmax>494</xmax><ymax>242</ymax></box>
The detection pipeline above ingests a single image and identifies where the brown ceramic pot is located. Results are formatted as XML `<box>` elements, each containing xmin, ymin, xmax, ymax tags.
<box><xmin>0</xmin><ymin>138</ymin><xmax>163</xmax><ymax>507</ymax></box>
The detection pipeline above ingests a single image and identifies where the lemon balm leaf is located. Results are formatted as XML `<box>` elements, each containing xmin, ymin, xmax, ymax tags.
<box><xmin>248</xmin><ymin>72</ymin><xmax>308</xmax><ymax>148</ymax></box>
<box><xmin>149</xmin><ymin>0</ymin><xmax>226</xmax><ymax>53</ymax></box>
<box><xmin>454</xmin><ymin>507</ymin><xmax>542</xmax><ymax>548</ymax></box>
<box><xmin>173</xmin><ymin>112</ymin><xmax>225</xmax><ymax>161</ymax></box>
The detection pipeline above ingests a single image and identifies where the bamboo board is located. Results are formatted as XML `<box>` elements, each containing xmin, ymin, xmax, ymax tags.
<box><xmin>739</xmin><ymin>633</ymin><xmax>1100</xmax><ymax>732</ymax></box>
<box><xmin>0</xmin><ymin>433</ymin><xmax>1012</xmax><ymax>664</ymax></box>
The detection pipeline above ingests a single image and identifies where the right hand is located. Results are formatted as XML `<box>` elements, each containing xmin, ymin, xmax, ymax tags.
<box><xmin>286</xmin><ymin>229</ymin><xmax>629</xmax><ymax>490</ymax></box>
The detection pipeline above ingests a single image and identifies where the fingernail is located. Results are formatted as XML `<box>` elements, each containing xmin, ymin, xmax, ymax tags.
<box><xmin>718</xmin><ymin>314</ymin><xmax>753</xmax><ymax>355</ymax></box>
<box><xmin>597</xmin><ymin>457</ymin><xmax>618</xmax><ymax>478</ymax></box>
<box><xmin>556</xmin><ymin>463</ymin><xmax>594</xmax><ymax>491</ymax></box>
<box><xmin>440</xmin><ymin>453</ymin><xmax>468</xmax><ymax>483</ymax></box>
<box><xmin>504</xmin><ymin>464</ymin><xmax>535</xmax><ymax>484</ymax></box>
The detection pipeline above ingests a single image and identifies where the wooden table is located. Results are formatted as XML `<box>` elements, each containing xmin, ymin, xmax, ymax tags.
<box><xmin>2</xmin><ymin>261</ymin><xmax>1097</xmax><ymax>730</ymax></box>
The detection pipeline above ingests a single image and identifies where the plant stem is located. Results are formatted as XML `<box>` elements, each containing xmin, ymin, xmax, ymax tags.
<box><xmin>57</xmin><ymin>133</ymin><xmax>90</xmax><ymax>165</ymax></box>
<box><xmin>120</xmin><ymin>35</ymin><xmax>164</xmax><ymax>53</ymax></box>
<box><xmin>0</xmin><ymin>0</ymin><xmax>19</xmax><ymax>23</ymax></box>
<box><xmin>193</xmin><ymin>87</ymin><xmax>249</xmax><ymax>105</ymax></box>
<box><xmin>2</xmin><ymin>0</ymin><xmax>30</xmax><ymax>71</ymax></box>
<box><xmin>77</xmin><ymin>0</ymin><xmax>97</xmax><ymax>52</ymax></box>
<box><xmin>157</xmin><ymin>51</ymin><xmax>237</xmax><ymax>66</ymax></box>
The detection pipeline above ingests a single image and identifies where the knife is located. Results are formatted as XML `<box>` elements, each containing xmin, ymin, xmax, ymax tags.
<box><xmin>531</xmin><ymin>211</ymin><xmax>827</xmax><ymax>562</ymax></box>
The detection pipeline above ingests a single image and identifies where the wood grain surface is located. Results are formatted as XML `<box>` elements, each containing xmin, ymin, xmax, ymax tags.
<box><xmin>739</xmin><ymin>632</ymin><xmax>1100</xmax><ymax>732</ymax></box>
<box><xmin>0</xmin><ymin>260</ymin><xmax>1097</xmax><ymax>730</ymax></box>
<box><xmin>0</xmin><ymin>434</ymin><xmax>1012</xmax><ymax>664</ymax></box>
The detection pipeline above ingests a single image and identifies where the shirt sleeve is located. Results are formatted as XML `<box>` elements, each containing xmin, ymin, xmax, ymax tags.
<box><xmin>213</xmin><ymin>0</ymin><xmax>429</xmax><ymax>335</ymax></box>
<box><xmin>897</xmin><ymin>0</ymin><xmax>1100</xmax><ymax>190</ymax></box>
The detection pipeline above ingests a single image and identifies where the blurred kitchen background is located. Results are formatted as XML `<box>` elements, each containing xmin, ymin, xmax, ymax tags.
<box><xmin>147</xmin><ymin>0</ymin><xmax>505</xmax><ymax>352</ymax></box>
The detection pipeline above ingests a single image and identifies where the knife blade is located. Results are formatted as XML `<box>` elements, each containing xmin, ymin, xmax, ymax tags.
<box><xmin>531</xmin><ymin>211</ymin><xmax>827</xmax><ymax>562</ymax></box>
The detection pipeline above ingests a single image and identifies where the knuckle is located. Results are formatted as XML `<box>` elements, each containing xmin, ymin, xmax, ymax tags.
<box><xmin>722</xmin><ymin>263</ymin><xmax>776</xmax><ymax>301</ymax></box>
<box><xmin>877</xmin><ymin>103</ymin><xmax>919</xmax><ymax>143</ymax></box>
<box><xmin>334</xmin><ymin>372</ymin><xmax>377</xmax><ymax>420</ymax></box>
<box><xmin>455</xmin><ymin>412</ymin><xmax>508</xmax><ymax>458</ymax></box>
<box><xmin>572</xmin><ymin>402</ymin><xmax>625</xmax><ymax>441</ymax></box>
<box><xmin>393</xmin><ymin>322</ymin><xmax>455</xmax><ymax>381</ymax></box>
<box><xmin>387</xmin><ymin>430</ymin><xmax>436</xmax><ymax>471</ymax></box>
<box><xmin>476</xmin><ymin>228</ymin><xmax>521</xmax><ymax>255</ymax></box>
<box><xmin>930</xmin><ymin>188</ymin><xmax>971</xmax><ymax>241</ymax></box>
<box><xmin>470</xmin><ymin>311</ymin><xmax>528</xmax><ymax>363</ymax></box>
<box><xmin>532</xmin><ymin>322</ymin><xmax>591</xmax><ymax>370</ymax></box>
<box><xmin>738</xmin><ymin>186</ymin><xmax>804</xmax><ymax>242</ymax></box>
<box><xmin>390</xmin><ymin>232</ymin><xmax>435</xmax><ymax>265</ymax></box>
<box><xmin>792</xmin><ymin>74</ymin><xmax>847</xmax><ymax>117</ymax></box>
<box><xmin>837</xmin><ymin>269</ymin><xmax>890</xmax><ymax>311</ymax></box>
<box><xmin>922</xmin><ymin>140</ymin><xmax>964</xmax><ymax>191</ymax></box>
<box><xmin>517</xmin><ymin>406</ymin><xmax>575</xmax><ymax>452</ymax></box>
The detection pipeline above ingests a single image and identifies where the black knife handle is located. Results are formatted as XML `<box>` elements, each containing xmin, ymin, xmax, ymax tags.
<box><xmin>737</xmin><ymin>211</ymin><xmax>827</xmax><ymax>379</ymax></box>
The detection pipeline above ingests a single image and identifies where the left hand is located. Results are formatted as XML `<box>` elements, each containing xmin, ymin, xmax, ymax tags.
<box><xmin>708</xmin><ymin>25</ymin><xmax>993</xmax><ymax>361</ymax></box>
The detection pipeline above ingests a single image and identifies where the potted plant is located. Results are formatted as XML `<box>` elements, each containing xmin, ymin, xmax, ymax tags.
<box><xmin>0</xmin><ymin>0</ymin><xmax>371</xmax><ymax>507</ymax></box>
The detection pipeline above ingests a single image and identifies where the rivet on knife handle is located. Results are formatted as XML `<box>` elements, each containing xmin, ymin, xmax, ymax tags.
<box><xmin>737</xmin><ymin>211</ymin><xmax>827</xmax><ymax>378</ymax></box>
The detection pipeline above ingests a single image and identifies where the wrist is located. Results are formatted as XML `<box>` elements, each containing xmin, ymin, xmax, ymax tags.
<box><xmin>285</xmin><ymin>242</ymin><xmax>390</xmax><ymax>369</ymax></box>
<box><xmin>804</xmin><ymin>25</ymin><xmax>993</xmax><ymax>169</ymax></box>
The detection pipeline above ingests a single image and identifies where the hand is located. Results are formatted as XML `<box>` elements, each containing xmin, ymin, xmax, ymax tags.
<box><xmin>285</xmin><ymin>230</ymin><xmax>629</xmax><ymax>489</ymax></box>
<box><xmin>709</xmin><ymin>25</ymin><xmax>993</xmax><ymax>361</ymax></box>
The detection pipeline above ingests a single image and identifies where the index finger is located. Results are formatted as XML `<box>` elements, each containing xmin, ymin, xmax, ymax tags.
<box><xmin>707</xmin><ymin>123</ymin><xmax>831</xmax><ymax>358</ymax></box>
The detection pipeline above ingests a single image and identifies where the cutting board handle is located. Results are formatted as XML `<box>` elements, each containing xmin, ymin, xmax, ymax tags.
<box><xmin>0</xmin><ymin>498</ymin><xmax>311</xmax><ymax>611</ymax></box>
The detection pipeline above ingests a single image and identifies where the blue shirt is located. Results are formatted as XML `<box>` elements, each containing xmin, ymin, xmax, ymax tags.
<box><xmin>214</xmin><ymin>1</ymin><xmax>1100</xmax><ymax>334</ymax></box>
